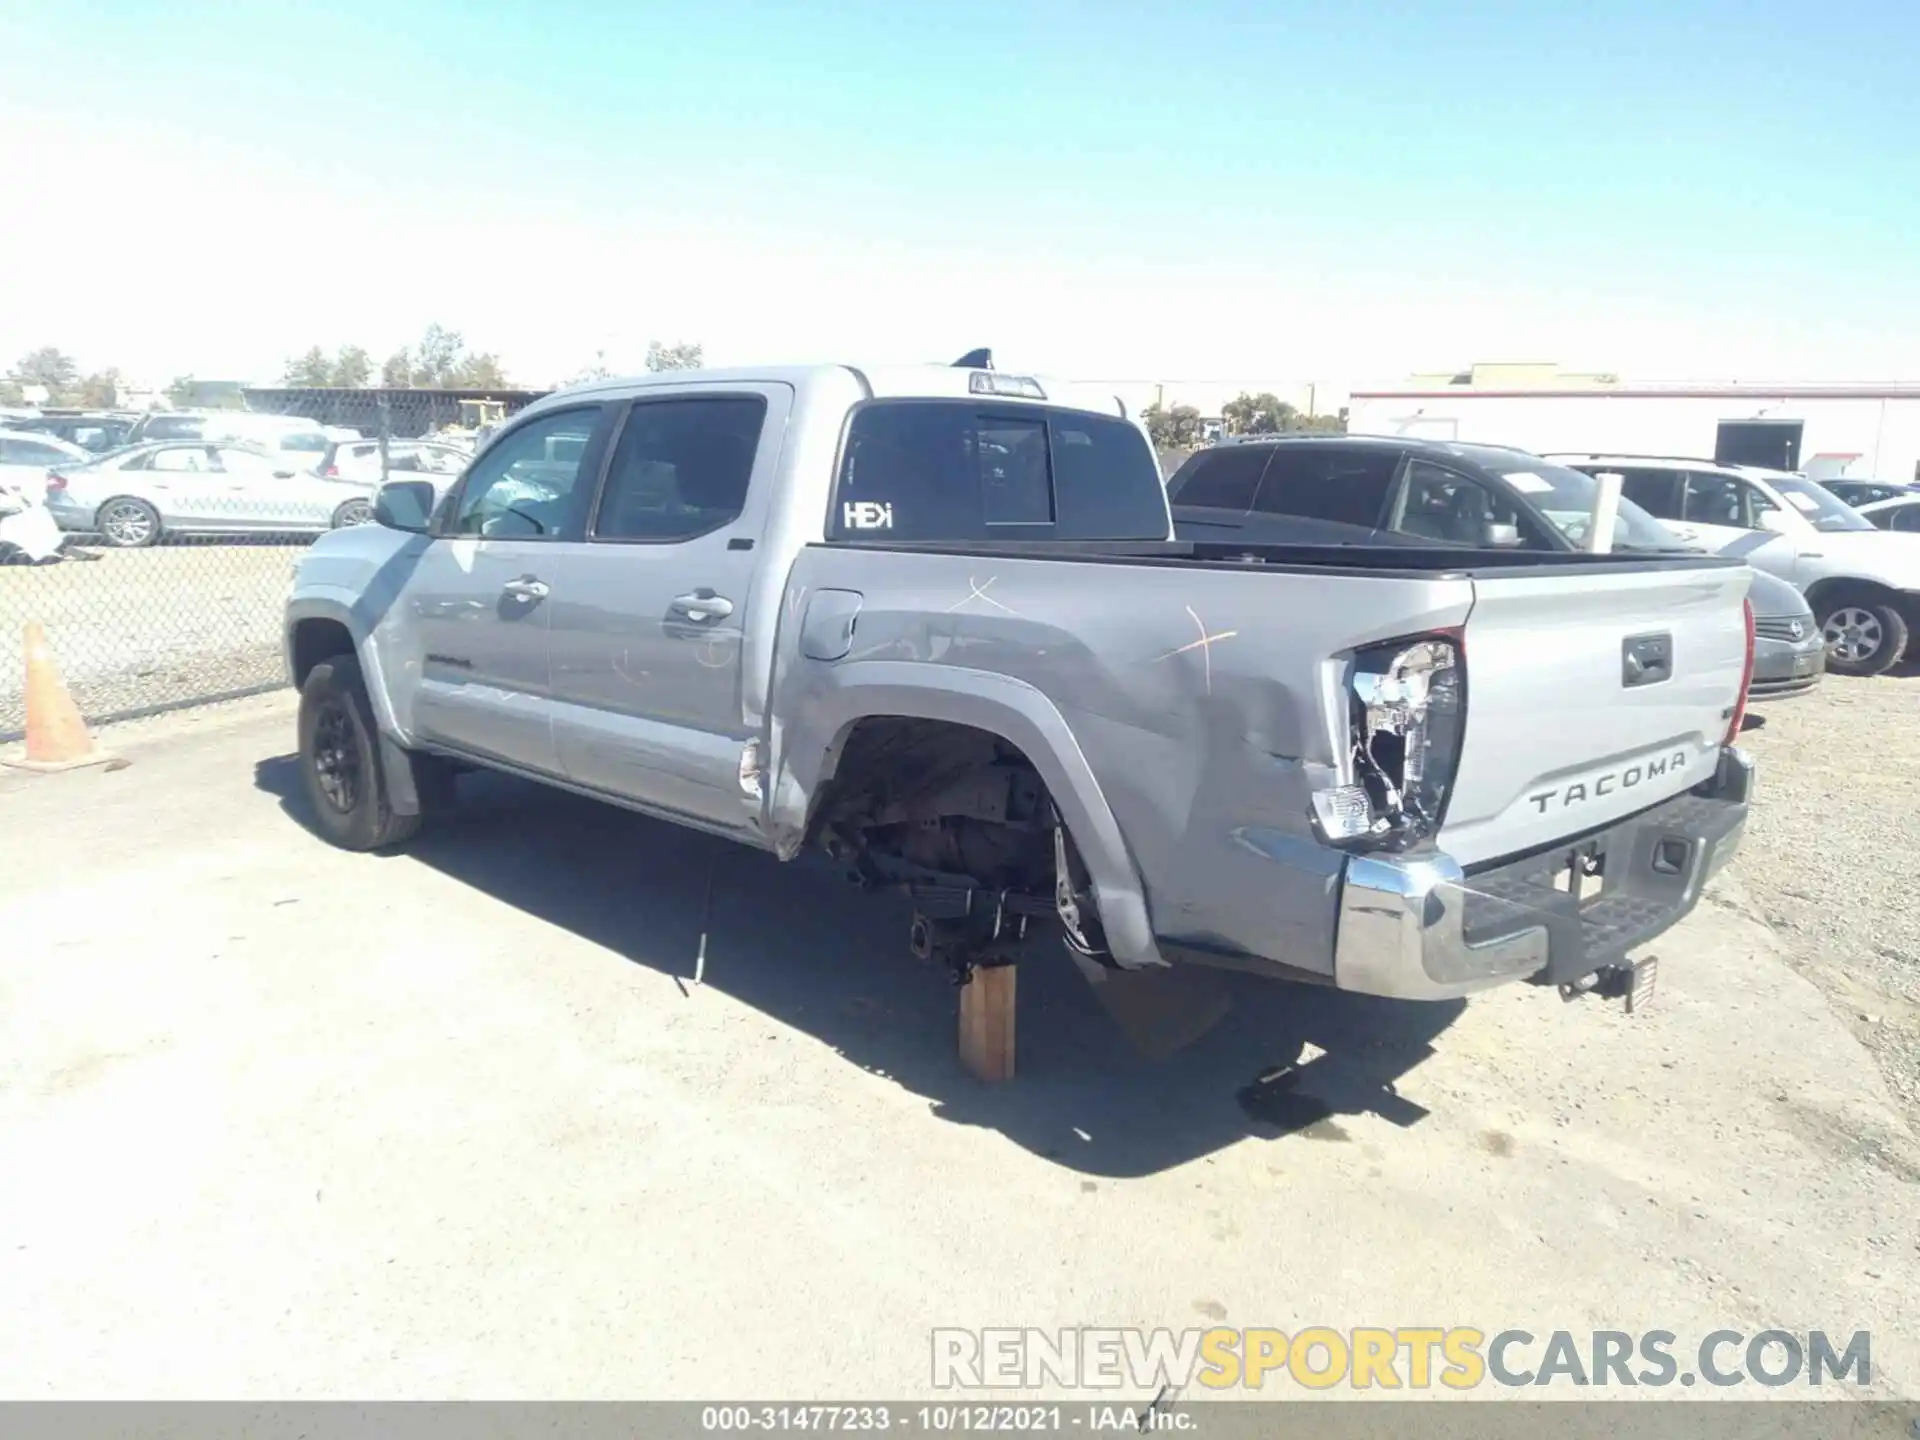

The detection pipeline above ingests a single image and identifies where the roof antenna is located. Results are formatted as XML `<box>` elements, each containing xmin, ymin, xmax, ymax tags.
<box><xmin>952</xmin><ymin>348</ymin><xmax>993</xmax><ymax>370</ymax></box>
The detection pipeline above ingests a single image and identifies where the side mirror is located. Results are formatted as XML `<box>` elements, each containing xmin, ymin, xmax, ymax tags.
<box><xmin>1757</xmin><ymin>510</ymin><xmax>1790</xmax><ymax>534</ymax></box>
<box><xmin>373</xmin><ymin>479</ymin><xmax>436</xmax><ymax>533</ymax></box>
<box><xmin>1482</xmin><ymin>521</ymin><xmax>1522</xmax><ymax>547</ymax></box>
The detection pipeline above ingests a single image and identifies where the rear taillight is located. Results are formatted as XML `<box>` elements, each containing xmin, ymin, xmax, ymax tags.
<box><xmin>324</xmin><ymin>464</ymin><xmax>338</xmax><ymax>477</ymax></box>
<box><xmin>1724</xmin><ymin>596</ymin><xmax>1756</xmax><ymax>744</ymax></box>
<box><xmin>1311</xmin><ymin>628</ymin><xmax>1467</xmax><ymax>851</ymax></box>
<box><xmin>46</xmin><ymin>472</ymin><xmax>67</xmax><ymax>492</ymax></box>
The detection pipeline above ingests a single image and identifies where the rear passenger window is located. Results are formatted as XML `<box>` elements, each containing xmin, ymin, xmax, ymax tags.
<box><xmin>1389</xmin><ymin>461</ymin><xmax>1548</xmax><ymax>548</ymax></box>
<box><xmin>832</xmin><ymin>401</ymin><xmax>1167</xmax><ymax>543</ymax></box>
<box><xmin>1681</xmin><ymin>472</ymin><xmax>1748</xmax><ymax>527</ymax></box>
<box><xmin>1166</xmin><ymin>447</ymin><xmax>1267</xmax><ymax>512</ymax></box>
<box><xmin>1250</xmin><ymin>448</ymin><xmax>1396</xmax><ymax>529</ymax></box>
<box><xmin>593</xmin><ymin>396</ymin><xmax>766</xmax><ymax>542</ymax></box>
<box><xmin>1614</xmin><ymin>469</ymin><xmax>1682</xmax><ymax>516</ymax></box>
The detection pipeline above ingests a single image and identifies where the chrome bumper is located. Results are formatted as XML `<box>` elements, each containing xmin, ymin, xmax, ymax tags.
<box><xmin>1333</xmin><ymin>747</ymin><xmax>1755</xmax><ymax>1001</ymax></box>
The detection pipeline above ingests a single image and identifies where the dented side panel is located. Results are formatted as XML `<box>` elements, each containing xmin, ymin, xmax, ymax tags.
<box><xmin>767</xmin><ymin>544</ymin><xmax>1478</xmax><ymax>977</ymax></box>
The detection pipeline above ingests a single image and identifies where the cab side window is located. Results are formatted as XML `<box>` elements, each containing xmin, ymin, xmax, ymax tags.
<box><xmin>1166</xmin><ymin>447</ymin><xmax>1268</xmax><ymax>514</ymax></box>
<box><xmin>446</xmin><ymin>407</ymin><xmax>604</xmax><ymax>539</ymax></box>
<box><xmin>1248</xmin><ymin>447</ymin><xmax>1397</xmax><ymax>530</ymax></box>
<box><xmin>592</xmin><ymin>396</ymin><xmax>766</xmax><ymax>542</ymax></box>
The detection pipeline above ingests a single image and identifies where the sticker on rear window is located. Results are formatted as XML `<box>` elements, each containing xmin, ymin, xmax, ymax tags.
<box><xmin>1504</xmin><ymin>471</ymin><xmax>1553</xmax><ymax>493</ymax></box>
<box><xmin>842</xmin><ymin>500</ymin><xmax>894</xmax><ymax>530</ymax></box>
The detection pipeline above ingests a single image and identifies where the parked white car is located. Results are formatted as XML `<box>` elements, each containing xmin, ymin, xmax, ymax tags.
<box><xmin>317</xmin><ymin>437</ymin><xmax>470</xmax><ymax>488</ymax></box>
<box><xmin>0</xmin><ymin>429</ymin><xmax>91</xmax><ymax>517</ymax></box>
<box><xmin>44</xmin><ymin>440</ymin><xmax>380</xmax><ymax>546</ymax></box>
<box><xmin>1553</xmin><ymin>453</ymin><xmax>1920</xmax><ymax>676</ymax></box>
<box><xmin>126</xmin><ymin>411</ymin><xmax>333</xmax><ymax>464</ymax></box>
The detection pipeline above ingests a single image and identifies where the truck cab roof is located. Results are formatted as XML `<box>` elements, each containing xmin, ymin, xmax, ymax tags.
<box><xmin>537</xmin><ymin>363</ymin><xmax>1132</xmax><ymax>420</ymax></box>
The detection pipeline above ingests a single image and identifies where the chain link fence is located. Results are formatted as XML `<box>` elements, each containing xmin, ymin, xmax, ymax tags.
<box><xmin>0</xmin><ymin>390</ymin><xmax>540</xmax><ymax>740</ymax></box>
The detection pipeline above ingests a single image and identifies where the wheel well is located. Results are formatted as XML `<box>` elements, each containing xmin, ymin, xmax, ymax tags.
<box><xmin>1804</xmin><ymin>576</ymin><xmax>1906</xmax><ymax>617</ymax></box>
<box><xmin>806</xmin><ymin>714</ymin><xmax>1109</xmax><ymax>962</ymax></box>
<box><xmin>290</xmin><ymin>618</ymin><xmax>356</xmax><ymax>688</ymax></box>
<box><xmin>807</xmin><ymin>716</ymin><xmax>1051</xmax><ymax>884</ymax></box>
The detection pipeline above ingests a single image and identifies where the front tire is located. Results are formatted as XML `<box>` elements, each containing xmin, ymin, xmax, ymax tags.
<box><xmin>95</xmin><ymin>496</ymin><xmax>161</xmax><ymax>548</ymax></box>
<box><xmin>297</xmin><ymin>655</ymin><xmax>425</xmax><ymax>851</ymax></box>
<box><xmin>1818</xmin><ymin>597</ymin><xmax>1909</xmax><ymax>677</ymax></box>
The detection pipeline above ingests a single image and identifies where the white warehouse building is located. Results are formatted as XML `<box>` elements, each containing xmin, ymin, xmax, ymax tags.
<box><xmin>1344</xmin><ymin>365</ymin><xmax>1920</xmax><ymax>485</ymax></box>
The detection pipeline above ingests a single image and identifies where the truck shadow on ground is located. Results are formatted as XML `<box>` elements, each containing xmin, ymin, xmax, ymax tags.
<box><xmin>256</xmin><ymin>757</ymin><xmax>1465</xmax><ymax>1178</ymax></box>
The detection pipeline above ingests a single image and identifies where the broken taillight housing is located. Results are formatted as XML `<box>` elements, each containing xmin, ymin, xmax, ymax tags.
<box><xmin>1723</xmin><ymin>596</ymin><xmax>1755</xmax><ymax>745</ymax></box>
<box><xmin>1310</xmin><ymin>630</ymin><xmax>1467</xmax><ymax>851</ymax></box>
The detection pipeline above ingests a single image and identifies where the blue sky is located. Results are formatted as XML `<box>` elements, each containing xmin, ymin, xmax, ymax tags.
<box><xmin>3</xmin><ymin>0</ymin><xmax>1916</xmax><ymax>392</ymax></box>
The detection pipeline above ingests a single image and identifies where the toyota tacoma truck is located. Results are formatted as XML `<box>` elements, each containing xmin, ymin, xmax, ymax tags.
<box><xmin>283</xmin><ymin>357</ymin><xmax>1758</xmax><ymax>1019</ymax></box>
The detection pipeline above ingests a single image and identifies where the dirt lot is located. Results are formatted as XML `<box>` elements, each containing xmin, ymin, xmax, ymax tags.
<box><xmin>0</xmin><ymin>543</ymin><xmax>298</xmax><ymax>736</ymax></box>
<box><xmin>0</xmin><ymin>686</ymin><xmax>1915</xmax><ymax>1402</ymax></box>
<box><xmin>1735</xmin><ymin>671</ymin><xmax>1920</xmax><ymax>1129</ymax></box>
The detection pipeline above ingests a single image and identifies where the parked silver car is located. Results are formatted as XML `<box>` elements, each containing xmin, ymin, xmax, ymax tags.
<box><xmin>0</xmin><ymin>429</ymin><xmax>91</xmax><ymax>517</ymax></box>
<box><xmin>1746</xmin><ymin>569</ymin><xmax>1825</xmax><ymax>700</ymax></box>
<box><xmin>44</xmin><ymin>440</ymin><xmax>378</xmax><ymax>546</ymax></box>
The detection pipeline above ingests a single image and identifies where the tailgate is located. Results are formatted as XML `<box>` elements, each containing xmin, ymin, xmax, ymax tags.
<box><xmin>1440</xmin><ymin>563</ymin><xmax>1752</xmax><ymax>868</ymax></box>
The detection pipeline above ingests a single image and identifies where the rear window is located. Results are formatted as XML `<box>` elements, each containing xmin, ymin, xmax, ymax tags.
<box><xmin>830</xmin><ymin>401</ymin><xmax>1166</xmax><ymax>542</ymax></box>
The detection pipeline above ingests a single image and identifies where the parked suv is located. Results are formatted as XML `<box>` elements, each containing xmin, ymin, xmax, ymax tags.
<box><xmin>1551</xmin><ymin>454</ymin><xmax>1920</xmax><ymax>677</ymax></box>
<box><xmin>1167</xmin><ymin>435</ymin><xmax>1689</xmax><ymax>555</ymax></box>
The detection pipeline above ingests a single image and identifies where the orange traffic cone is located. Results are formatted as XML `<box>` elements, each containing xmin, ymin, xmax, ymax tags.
<box><xmin>3</xmin><ymin>621</ymin><xmax>114</xmax><ymax>773</ymax></box>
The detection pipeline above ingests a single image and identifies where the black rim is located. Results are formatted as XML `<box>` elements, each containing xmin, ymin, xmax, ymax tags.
<box><xmin>310</xmin><ymin>700</ymin><xmax>361</xmax><ymax>813</ymax></box>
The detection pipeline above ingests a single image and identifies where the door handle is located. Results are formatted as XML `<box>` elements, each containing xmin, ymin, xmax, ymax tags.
<box><xmin>670</xmin><ymin>590</ymin><xmax>734</xmax><ymax>622</ymax></box>
<box><xmin>501</xmin><ymin>576</ymin><xmax>549</xmax><ymax>601</ymax></box>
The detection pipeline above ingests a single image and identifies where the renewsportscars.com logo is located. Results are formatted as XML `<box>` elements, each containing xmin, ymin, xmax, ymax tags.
<box><xmin>931</xmin><ymin>1327</ymin><xmax>1874</xmax><ymax>1392</ymax></box>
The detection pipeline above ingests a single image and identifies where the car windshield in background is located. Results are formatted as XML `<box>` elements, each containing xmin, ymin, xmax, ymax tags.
<box><xmin>1774</xmin><ymin>476</ymin><xmax>1875</xmax><ymax>532</ymax></box>
<box><xmin>1455</xmin><ymin>448</ymin><xmax>1683</xmax><ymax>551</ymax></box>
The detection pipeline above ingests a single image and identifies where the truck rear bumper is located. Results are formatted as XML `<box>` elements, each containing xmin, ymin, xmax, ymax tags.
<box><xmin>1332</xmin><ymin>746</ymin><xmax>1754</xmax><ymax>1001</ymax></box>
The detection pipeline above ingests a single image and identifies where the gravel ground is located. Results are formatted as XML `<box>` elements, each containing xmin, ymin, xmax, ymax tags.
<box><xmin>1730</xmin><ymin>670</ymin><xmax>1920</xmax><ymax>1130</ymax></box>
<box><xmin>0</xmin><ymin>542</ymin><xmax>300</xmax><ymax>736</ymax></box>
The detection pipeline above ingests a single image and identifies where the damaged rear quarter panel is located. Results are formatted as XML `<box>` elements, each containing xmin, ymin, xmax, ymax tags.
<box><xmin>768</xmin><ymin>544</ymin><xmax>1476</xmax><ymax>977</ymax></box>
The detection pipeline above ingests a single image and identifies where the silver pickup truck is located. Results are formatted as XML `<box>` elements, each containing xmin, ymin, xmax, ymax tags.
<box><xmin>284</xmin><ymin>359</ymin><xmax>1758</xmax><ymax>1014</ymax></box>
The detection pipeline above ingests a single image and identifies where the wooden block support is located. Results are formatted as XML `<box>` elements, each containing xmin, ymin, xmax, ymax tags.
<box><xmin>958</xmin><ymin>963</ymin><xmax>1017</xmax><ymax>1082</ymax></box>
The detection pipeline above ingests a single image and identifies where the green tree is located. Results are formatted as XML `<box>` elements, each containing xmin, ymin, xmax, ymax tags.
<box><xmin>645</xmin><ymin>340</ymin><xmax>703</xmax><ymax>372</ymax></box>
<box><xmin>74</xmin><ymin>369</ymin><xmax>121</xmax><ymax>408</ymax></box>
<box><xmin>12</xmin><ymin>346</ymin><xmax>80</xmax><ymax>402</ymax></box>
<box><xmin>283</xmin><ymin>346</ymin><xmax>333</xmax><ymax>387</ymax></box>
<box><xmin>1221</xmin><ymin>391</ymin><xmax>1302</xmax><ymax>436</ymax></box>
<box><xmin>165</xmin><ymin>375</ymin><xmax>197</xmax><ymax>407</ymax></box>
<box><xmin>570</xmin><ymin>350</ymin><xmax>612</xmax><ymax>385</ymax></box>
<box><xmin>330</xmin><ymin>345</ymin><xmax>373</xmax><ymax>388</ymax></box>
<box><xmin>446</xmin><ymin>352</ymin><xmax>508</xmax><ymax>389</ymax></box>
<box><xmin>380</xmin><ymin>349</ymin><xmax>414</xmax><ymax>387</ymax></box>
<box><xmin>1142</xmin><ymin>401</ymin><xmax>1204</xmax><ymax>450</ymax></box>
<box><xmin>413</xmin><ymin>324</ymin><xmax>466</xmax><ymax>385</ymax></box>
